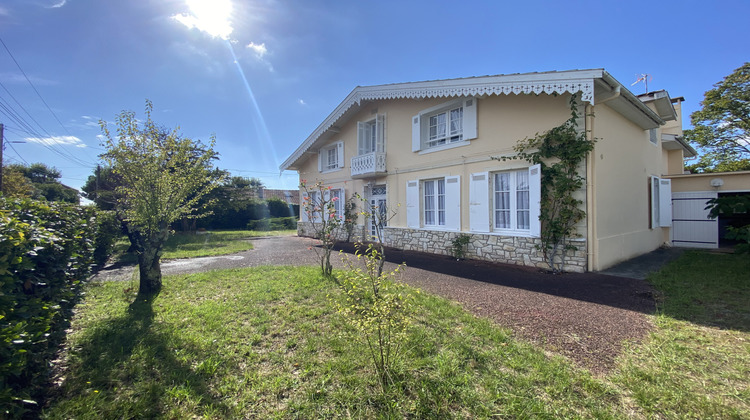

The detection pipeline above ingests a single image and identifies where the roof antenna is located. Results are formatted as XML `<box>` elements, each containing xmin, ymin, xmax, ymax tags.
<box><xmin>631</xmin><ymin>73</ymin><xmax>652</xmax><ymax>94</ymax></box>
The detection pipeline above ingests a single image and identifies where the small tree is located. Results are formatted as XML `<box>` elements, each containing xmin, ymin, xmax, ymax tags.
<box><xmin>498</xmin><ymin>95</ymin><xmax>595</xmax><ymax>273</ymax></box>
<box><xmin>100</xmin><ymin>100</ymin><xmax>222</xmax><ymax>295</ymax></box>
<box><xmin>335</xmin><ymin>244</ymin><xmax>414</xmax><ymax>391</ymax></box>
<box><xmin>300</xmin><ymin>180</ymin><xmax>342</xmax><ymax>278</ymax></box>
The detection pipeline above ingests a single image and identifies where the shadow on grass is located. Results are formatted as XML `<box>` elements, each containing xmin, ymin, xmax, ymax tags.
<box><xmin>646</xmin><ymin>250</ymin><xmax>750</xmax><ymax>332</ymax></box>
<box><xmin>56</xmin><ymin>292</ymin><xmax>231</xmax><ymax>417</ymax></box>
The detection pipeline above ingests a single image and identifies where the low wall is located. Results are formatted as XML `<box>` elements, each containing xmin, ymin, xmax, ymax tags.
<box><xmin>298</xmin><ymin>222</ymin><xmax>587</xmax><ymax>272</ymax></box>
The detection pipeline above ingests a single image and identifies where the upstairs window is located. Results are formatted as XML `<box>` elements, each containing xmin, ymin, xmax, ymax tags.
<box><xmin>357</xmin><ymin>114</ymin><xmax>385</xmax><ymax>155</ymax></box>
<box><xmin>428</xmin><ymin>107</ymin><xmax>463</xmax><ymax>147</ymax></box>
<box><xmin>318</xmin><ymin>141</ymin><xmax>344</xmax><ymax>172</ymax></box>
<box><xmin>412</xmin><ymin>98</ymin><xmax>477</xmax><ymax>153</ymax></box>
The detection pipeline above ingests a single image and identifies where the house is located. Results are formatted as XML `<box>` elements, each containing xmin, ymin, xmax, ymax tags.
<box><xmin>259</xmin><ymin>188</ymin><xmax>300</xmax><ymax>205</ymax></box>
<box><xmin>280</xmin><ymin>69</ymin><xmax>700</xmax><ymax>272</ymax></box>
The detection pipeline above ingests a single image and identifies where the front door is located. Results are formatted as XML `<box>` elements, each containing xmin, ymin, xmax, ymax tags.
<box><xmin>368</xmin><ymin>185</ymin><xmax>387</xmax><ymax>241</ymax></box>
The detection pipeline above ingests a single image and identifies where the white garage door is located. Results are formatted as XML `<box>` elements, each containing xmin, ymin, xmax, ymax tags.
<box><xmin>671</xmin><ymin>191</ymin><xmax>718</xmax><ymax>248</ymax></box>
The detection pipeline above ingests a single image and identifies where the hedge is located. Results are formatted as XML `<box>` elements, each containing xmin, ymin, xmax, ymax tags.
<box><xmin>0</xmin><ymin>198</ymin><xmax>103</xmax><ymax>418</ymax></box>
<box><xmin>246</xmin><ymin>216</ymin><xmax>298</xmax><ymax>231</ymax></box>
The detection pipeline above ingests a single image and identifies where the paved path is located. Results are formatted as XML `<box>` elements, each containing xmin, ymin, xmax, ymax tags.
<box><xmin>92</xmin><ymin>235</ymin><xmax>658</xmax><ymax>374</ymax></box>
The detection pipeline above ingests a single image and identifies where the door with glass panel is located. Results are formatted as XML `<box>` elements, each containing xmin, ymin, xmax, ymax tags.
<box><xmin>368</xmin><ymin>185</ymin><xmax>387</xmax><ymax>241</ymax></box>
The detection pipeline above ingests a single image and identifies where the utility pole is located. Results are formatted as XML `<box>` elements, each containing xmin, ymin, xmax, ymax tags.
<box><xmin>0</xmin><ymin>123</ymin><xmax>4</xmax><ymax>192</ymax></box>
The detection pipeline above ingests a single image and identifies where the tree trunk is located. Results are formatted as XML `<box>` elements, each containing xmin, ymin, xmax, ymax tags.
<box><xmin>137</xmin><ymin>245</ymin><xmax>162</xmax><ymax>295</ymax></box>
<box><xmin>134</xmin><ymin>227</ymin><xmax>169</xmax><ymax>295</ymax></box>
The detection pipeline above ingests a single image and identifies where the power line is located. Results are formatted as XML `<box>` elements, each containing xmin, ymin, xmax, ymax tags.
<box><xmin>0</xmin><ymin>36</ymin><xmax>100</xmax><ymax>168</ymax></box>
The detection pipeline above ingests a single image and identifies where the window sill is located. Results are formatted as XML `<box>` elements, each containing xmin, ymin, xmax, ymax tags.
<box><xmin>320</xmin><ymin>167</ymin><xmax>343</xmax><ymax>174</ymax></box>
<box><xmin>417</xmin><ymin>140</ymin><xmax>470</xmax><ymax>155</ymax></box>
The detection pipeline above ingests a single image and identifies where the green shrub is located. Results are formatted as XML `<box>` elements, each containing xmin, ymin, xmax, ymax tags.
<box><xmin>93</xmin><ymin>210</ymin><xmax>121</xmax><ymax>266</ymax></box>
<box><xmin>246</xmin><ymin>217</ymin><xmax>297</xmax><ymax>231</ymax></box>
<box><xmin>0</xmin><ymin>198</ymin><xmax>97</xmax><ymax>418</ymax></box>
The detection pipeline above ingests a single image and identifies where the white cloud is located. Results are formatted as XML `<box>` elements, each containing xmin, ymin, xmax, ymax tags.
<box><xmin>26</xmin><ymin>135</ymin><xmax>87</xmax><ymax>148</ymax></box>
<box><xmin>49</xmin><ymin>0</ymin><xmax>67</xmax><ymax>8</ymax></box>
<box><xmin>298</xmin><ymin>99</ymin><xmax>306</xmax><ymax>106</ymax></box>
<box><xmin>246</xmin><ymin>42</ymin><xmax>267</xmax><ymax>58</ymax></box>
<box><xmin>0</xmin><ymin>72</ymin><xmax>57</xmax><ymax>86</ymax></box>
<box><xmin>172</xmin><ymin>0</ymin><xmax>233</xmax><ymax>40</ymax></box>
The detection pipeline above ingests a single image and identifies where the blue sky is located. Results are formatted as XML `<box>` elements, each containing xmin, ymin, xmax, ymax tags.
<box><xmin>1</xmin><ymin>0</ymin><xmax>747</xmax><ymax>194</ymax></box>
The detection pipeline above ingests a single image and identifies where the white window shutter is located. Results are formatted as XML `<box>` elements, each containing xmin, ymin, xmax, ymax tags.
<box><xmin>469</xmin><ymin>172</ymin><xmax>490</xmax><ymax>232</ymax></box>
<box><xmin>357</xmin><ymin>122</ymin><xmax>365</xmax><ymax>155</ymax></box>
<box><xmin>318</xmin><ymin>150</ymin><xmax>322</xmax><ymax>172</ymax></box>
<box><xmin>529</xmin><ymin>164</ymin><xmax>541</xmax><ymax>237</ymax></box>
<box><xmin>659</xmin><ymin>178</ymin><xmax>672</xmax><ymax>227</ymax></box>
<box><xmin>651</xmin><ymin>176</ymin><xmax>659</xmax><ymax>228</ymax></box>
<box><xmin>376</xmin><ymin>114</ymin><xmax>385</xmax><ymax>153</ymax></box>
<box><xmin>411</xmin><ymin>115</ymin><xmax>421</xmax><ymax>152</ymax></box>
<box><xmin>301</xmin><ymin>192</ymin><xmax>309</xmax><ymax>222</ymax></box>
<box><xmin>463</xmin><ymin>97</ymin><xmax>477</xmax><ymax>141</ymax></box>
<box><xmin>337</xmin><ymin>142</ymin><xmax>344</xmax><ymax>168</ymax></box>
<box><xmin>445</xmin><ymin>175</ymin><xmax>461</xmax><ymax>231</ymax></box>
<box><xmin>406</xmin><ymin>180</ymin><xmax>420</xmax><ymax>228</ymax></box>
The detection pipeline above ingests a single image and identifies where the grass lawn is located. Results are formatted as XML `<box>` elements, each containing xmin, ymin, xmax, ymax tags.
<box><xmin>43</xmin><ymin>251</ymin><xmax>749</xmax><ymax>418</ymax></box>
<box><xmin>111</xmin><ymin>229</ymin><xmax>296</xmax><ymax>262</ymax></box>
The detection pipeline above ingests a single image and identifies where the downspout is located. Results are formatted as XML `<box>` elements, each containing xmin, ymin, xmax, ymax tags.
<box><xmin>585</xmin><ymin>103</ymin><xmax>597</xmax><ymax>272</ymax></box>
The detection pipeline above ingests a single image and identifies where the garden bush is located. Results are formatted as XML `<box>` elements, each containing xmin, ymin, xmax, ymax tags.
<box><xmin>246</xmin><ymin>216</ymin><xmax>297</xmax><ymax>231</ymax></box>
<box><xmin>93</xmin><ymin>210</ymin><xmax>122</xmax><ymax>267</ymax></box>
<box><xmin>0</xmin><ymin>198</ymin><xmax>98</xmax><ymax>418</ymax></box>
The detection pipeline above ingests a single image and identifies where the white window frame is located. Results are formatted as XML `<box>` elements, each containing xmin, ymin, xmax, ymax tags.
<box><xmin>492</xmin><ymin>169</ymin><xmax>531</xmax><ymax>234</ymax></box>
<box><xmin>318</xmin><ymin>141</ymin><xmax>344</xmax><ymax>173</ymax></box>
<box><xmin>422</xmin><ymin>178</ymin><xmax>446</xmax><ymax>227</ymax></box>
<box><xmin>412</xmin><ymin>97</ymin><xmax>477</xmax><ymax>154</ymax></box>
<box><xmin>469</xmin><ymin>165</ymin><xmax>541</xmax><ymax>238</ymax></box>
<box><xmin>649</xmin><ymin>128</ymin><xmax>658</xmax><ymax>146</ymax></box>
<box><xmin>357</xmin><ymin>114</ymin><xmax>385</xmax><ymax>155</ymax></box>
<box><xmin>406</xmin><ymin>176</ymin><xmax>461</xmax><ymax>231</ymax></box>
<box><xmin>330</xmin><ymin>188</ymin><xmax>344</xmax><ymax>221</ymax></box>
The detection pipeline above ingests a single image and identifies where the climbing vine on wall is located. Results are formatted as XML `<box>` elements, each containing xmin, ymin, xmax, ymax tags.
<box><xmin>498</xmin><ymin>94</ymin><xmax>596</xmax><ymax>273</ymax></box>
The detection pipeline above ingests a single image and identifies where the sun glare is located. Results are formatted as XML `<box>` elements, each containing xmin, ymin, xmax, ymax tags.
<box><xmin>173</xmin><ymin>0</ymin><xmax>233</xmax><ymax>40</ymax></box>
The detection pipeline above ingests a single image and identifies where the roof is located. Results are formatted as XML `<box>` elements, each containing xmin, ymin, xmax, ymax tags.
<box><xmin>260</xmin><ymin>188</ymin><xmax>300</xmax><ymax>205</ymax></box>
<box><xmin>280</xmin><ymin>69</ymin><xmax>665</xmax><ymax>171</ymax></box>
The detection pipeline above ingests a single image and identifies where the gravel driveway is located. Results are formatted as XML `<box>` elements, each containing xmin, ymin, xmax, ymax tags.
<box><xmin>92</xmin><ymin>235</ymin><xmax>656</xmax><ymax>374</ymax></box>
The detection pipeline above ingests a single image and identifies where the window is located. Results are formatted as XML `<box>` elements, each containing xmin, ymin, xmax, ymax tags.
<box><xmin>428</xmin><ymin>107</ymin><xmax>463</xmax><ymax>147</ymax></box>
<box><xmin>469</xmin><ymin>165</ymin><xmax>541</xmax><ymax>237</ymax></box>
<box><xmin>423</xmin><ymin>179</ymin><xmax>445</xmax><ymax>226</ymax></box>
<box><xmin>649</xmin><ymin>128</ymin><xmax>658</xmax><ymax>145</ymax></box>
<box><xmin>406</xmin><ymin>176</ymin><xmax>460</xmax><ymax>230</ymax></box>
<box><xmin>493</xmin><ymin>170</ymin><xmax>530</xmax><ymax>231</ymax></box>
<box><xmin>301</xmin><ymin>188</ymin><xmax>345</xmax><ymax>223</ymax></box>
<box><xmin>412</xmin><ymin>98</ymin><xmax>477</xmax><ymax>152</ymax></box>
<box><xmin>318</xmin><ymin>141</ymin><xmax>344</xmax><ymax>172</ymax></box>
<box><xmin>331</xmin><ymin>188</ymin><xmax>343</xmax><ymax>220</ymax></box>
<box><xmin>357</xmin><ymin>114</ymin><xmax>385</xmax><ymax>155</ymax></box>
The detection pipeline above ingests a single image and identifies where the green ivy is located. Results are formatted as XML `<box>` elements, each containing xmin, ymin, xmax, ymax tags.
<box><xmin>498</xmin><ymin>95</ymin><xmax>596</xmax><ymax>272</ymax></box>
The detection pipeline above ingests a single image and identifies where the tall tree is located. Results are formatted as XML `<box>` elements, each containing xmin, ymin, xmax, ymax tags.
<box><xmin>5</xmin><ymin>163</ymin><xmax>79</xmax><ymax>203</ymax></box>
<box><xmin>685</xmin><ymin>63</ymin><xmax>750</xmax><ymax>173</ymax></box>
<box><xmin>100</xmin><ymin>100</ymin><xmax>223</xmax><ymax>295</ymax></box>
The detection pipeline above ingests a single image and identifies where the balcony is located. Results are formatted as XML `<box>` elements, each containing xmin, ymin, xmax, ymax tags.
<box><xmin>351</xmin><ymin>152</ymin><xmax>386</xmax><ymax>178</ymax></box>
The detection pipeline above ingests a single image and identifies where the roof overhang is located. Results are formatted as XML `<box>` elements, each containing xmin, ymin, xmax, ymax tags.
<box><xmin>280</xmin><ymin>69</ymin><xmax>665</xmax><ymax>171</ymax></box>
<box><xmin>637</xmin><ymin>90</ymin><xmax>678</xmax><ymax>121</ymax></box>
<box><xmin>662</xmin><ymin>133</ymin><xmax>698</xmax><ymax>158</ymax></box>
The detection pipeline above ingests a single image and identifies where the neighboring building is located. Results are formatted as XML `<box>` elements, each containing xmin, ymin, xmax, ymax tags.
<box><xmin>281</xmin><ymin>69</ymin><xmax>701</xmax><ymax>272</ymax></box>
<box><xmin>259</xmin><ymin>188</ymin><xmax>300</xmax><ymax>205</ymax></box>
